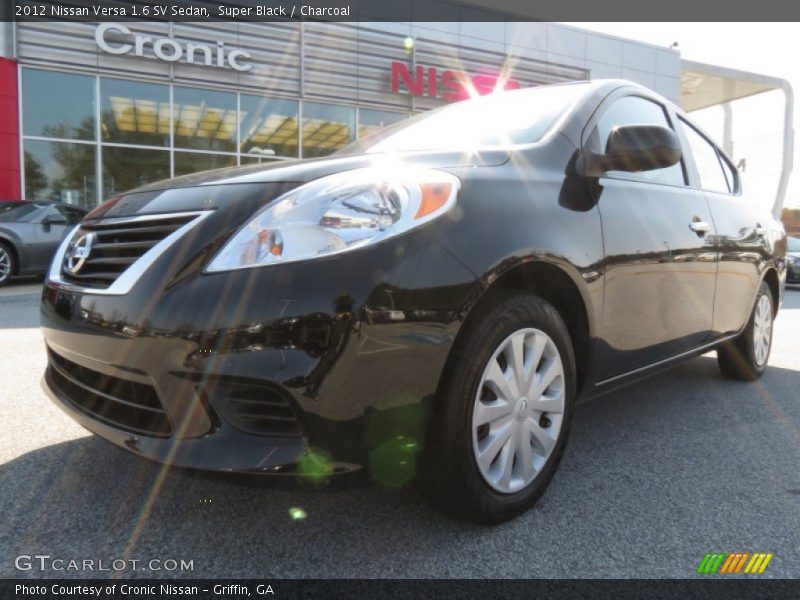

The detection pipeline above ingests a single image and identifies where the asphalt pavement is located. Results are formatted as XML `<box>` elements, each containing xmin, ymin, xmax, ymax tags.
<box><xmin>0</xmin><ymin>279</ymin><xmax>798</xmax><ymax>579</ymax></box>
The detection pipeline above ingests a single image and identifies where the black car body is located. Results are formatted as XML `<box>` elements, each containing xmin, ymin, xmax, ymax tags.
<box><xmin>0</xmin><ymin>201</ymin><xmax>87</xmax><ymax>285</ymax></box>
<box><xmin>40</xmin><ymin>81</ymin><xmax>786</xmax><ymax>522</ymax></box>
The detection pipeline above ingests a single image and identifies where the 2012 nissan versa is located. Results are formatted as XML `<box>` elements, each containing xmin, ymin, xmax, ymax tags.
<box><xmin>41</xmin><ymin>80</ymin><xmax>786</xmax><ymax>523</ymax></box>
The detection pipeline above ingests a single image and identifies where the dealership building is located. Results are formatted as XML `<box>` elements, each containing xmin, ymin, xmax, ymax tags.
<box><xmin>0</xmin><ymin>19</ymin><xmax>792</xmax><ymax>214</ymax></box>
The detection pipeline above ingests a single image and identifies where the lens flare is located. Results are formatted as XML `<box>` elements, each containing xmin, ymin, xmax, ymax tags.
<box><xmin>288</xmin><ymin>507</ymin><xmax>307</xmax><ymax>521</ymax></box>
<box><xmin>298</xmin><ymin>447</ymin><xmax>333</xmax><ymax>482</ymax></box>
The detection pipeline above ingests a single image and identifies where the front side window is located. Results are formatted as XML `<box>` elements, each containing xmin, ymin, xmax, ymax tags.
<box><xmin>53</xmin><ymin>205</ymin><xmax>85</xmax><ymax>224</ymax></box>
<box><xmin>588</xmin><ymin>95</ymin><xmax>685</xmax><ymax>186</ymax></box>
<box><xmin>678</xmin><ymin>118</ymin><xmax>730</xmax><ymax>194</ymax></box>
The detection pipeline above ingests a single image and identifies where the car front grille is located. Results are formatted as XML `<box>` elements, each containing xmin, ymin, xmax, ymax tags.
<box><xmin>48</xmin><ymin>349</ymin><xmax>172</xmax><ymax>437</ymax></box>
<box><xmin>61</xmin><ymin>214</ymin><xmax>198</xmax><ymax>288</ymax></box>
<box><xmin>209</xmin><ymin>381</ymin><xmax>302</xmax><ymax>438</ymax></box>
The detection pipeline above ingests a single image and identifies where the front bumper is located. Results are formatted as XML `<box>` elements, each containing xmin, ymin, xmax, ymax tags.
<box><xmin>41</xmin><ymin>228</ymin><xmax>479</xmax><ymax>478</ymax></box>
<box><xmin>42</xmin><ymin>368</ymin><xmax>313</xmax><ymax>473</ymax></box>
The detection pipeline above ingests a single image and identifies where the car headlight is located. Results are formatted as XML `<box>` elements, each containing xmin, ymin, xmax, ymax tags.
<box><xmin>206</xmin><ymin>167</ymin><xmax>459</xmax><ymax>272</ymax></box>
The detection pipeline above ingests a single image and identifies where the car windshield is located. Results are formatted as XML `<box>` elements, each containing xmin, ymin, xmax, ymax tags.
<box><xmin>788</xmin><ymin>237</ymin><xmax>800</xmax><ymax>252</ymax></box>
<box><xmin>0</xmin><ymin>203</ymin><xmax>49</xmax><ymax>223</ymax></box>
<box><xmin>339</xmin><ymin>83</ymin><xmax>590</xmax><ymax>155</ymax></box>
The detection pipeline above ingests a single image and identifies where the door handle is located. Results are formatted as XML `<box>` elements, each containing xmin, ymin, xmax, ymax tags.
<box><xmin>689</xmin><ymin>220</ymin><xmax>710</xmax><ymax>234</ymax></box>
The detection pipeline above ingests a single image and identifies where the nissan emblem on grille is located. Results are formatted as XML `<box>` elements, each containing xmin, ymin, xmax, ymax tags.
<box><xmin>65</xmin><ymin>232</ymin><xmax>96</xmax><ymax>275</ymax></box>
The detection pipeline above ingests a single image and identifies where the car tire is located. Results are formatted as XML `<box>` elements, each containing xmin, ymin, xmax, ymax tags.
<box><xmin>0</xmin><ymin>242</ymin><xmax>15</xmax><ymax>287</ymax></box>
<box><xmin>417</xmin><ymin>291</ymin><xmax>575</xmax><ymax>524</ymax></box>
<box><xmin>717</xmin><ymin>281</ymin><xmax>774</xmax><ymax>381</ymax></box>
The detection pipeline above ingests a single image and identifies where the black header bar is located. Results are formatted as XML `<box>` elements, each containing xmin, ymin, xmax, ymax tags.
<box><xmin>6</xmin><ymin>0</ymin><xmax>800</xmax><ymax>22</ymax></box>
<box><xmin>3</xmin><ymin>579</ymin><xmax>800</xmax><ymax>600</ymax></box>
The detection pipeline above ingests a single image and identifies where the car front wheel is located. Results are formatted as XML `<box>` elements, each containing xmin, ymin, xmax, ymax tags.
<box><xmin>717</xmin><ymin>281</ymin><xmax>774</xmax><ymax>381</ymax></box>
<box><xmin>418</xmin><ymin>292</ymin><xmax>575</xmax><ymax>524</ymax></box>
<box><xmin>0</xmin><ymin>243</ymin><xmax>14</xmax><ymax>287</ymax></box>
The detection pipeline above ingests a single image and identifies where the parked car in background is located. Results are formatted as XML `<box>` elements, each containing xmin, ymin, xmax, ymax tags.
<box><xmin>40</xmin><ymin>80</ymin><xmax>786</xmax><ymax>523</ymax></box>
<box><xmin>787</xmin><ymin>236</ymin><xmax>800</xmax><ymax>284</ymax></box>
<box><xmin>0</xmin><ymin>201</ymin><xmax>87</xmax><ymax>286</ymax></box>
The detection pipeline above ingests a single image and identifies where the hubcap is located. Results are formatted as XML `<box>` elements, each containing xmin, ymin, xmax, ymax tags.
<box><xmin>472</xmin><ymin>328</ymin><xmax>565</xmax><ymax>494</ymax></box>
<box><xmin>753</xmin><ymin>293</ymin><xmax>773</xmax><ymax>367</ymax></box>
<box><xmin>0</xmin><ymin>247</ymin><xmax>10</xmax><ymax>282</ymax></box>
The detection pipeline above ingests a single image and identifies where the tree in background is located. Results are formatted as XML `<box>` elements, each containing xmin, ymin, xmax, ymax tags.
<box><xmin>23</xmin><ymin>151</ymin><xmax>47</xmax><ymax>200</ymax></box>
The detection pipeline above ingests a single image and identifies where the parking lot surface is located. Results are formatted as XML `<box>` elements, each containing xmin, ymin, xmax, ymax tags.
<box><xmin>1</xmin><ymin>280</ymin><xmax>798</xmax><ymax>578</ymax></box>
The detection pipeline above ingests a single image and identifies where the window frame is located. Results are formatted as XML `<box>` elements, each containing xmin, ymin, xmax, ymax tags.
<box><xmin>581</xmin><ymin>90</ymin><xmax>689</xmax><ymax>190</ymax></box>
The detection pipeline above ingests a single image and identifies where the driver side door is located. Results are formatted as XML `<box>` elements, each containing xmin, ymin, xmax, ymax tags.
<box><xmin>589</xmin><ymin>92</ymin><xmax>718</xmax><ymax>380</ymax></box>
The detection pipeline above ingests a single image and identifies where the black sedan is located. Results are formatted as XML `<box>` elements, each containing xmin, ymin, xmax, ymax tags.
<box><xmin>40</xmin><ymin>80</ymin><xmax>786</xmax><ymax>523</ymax></box>
<box><xmin>0</xmin><ymin>201</ymin><xmax>87</xmax><ymax>286</ymax></box>
<box><xmin>787</xmin><ymin>236</ymin><xmax>800</xmax><ymax>284</ymax></box>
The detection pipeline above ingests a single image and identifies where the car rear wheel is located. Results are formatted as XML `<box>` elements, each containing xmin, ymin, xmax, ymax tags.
<box><xmin>0</xmin><ymin>243</ymin><xmax>14</xmax><ymax>287</ymax></box>
<box><xmin>418</xmin><ymin>292</ymin><xmax>575</xmax><ymax>524</ymax></box>
<box><xmin>717</xmin><ymin>281</ymin><xmax>774</xmax><ymax>381</ymax></box>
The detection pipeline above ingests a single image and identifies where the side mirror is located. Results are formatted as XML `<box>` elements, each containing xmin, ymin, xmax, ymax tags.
<box><xmin>581</xmin><ymin>125</ymin><xmax>682</xmax><ymax>177</ymax></box>
<box><xmin>43</xmin><ymin>213</ymin><xmax>67</xmax><ymax>225</ymax></box>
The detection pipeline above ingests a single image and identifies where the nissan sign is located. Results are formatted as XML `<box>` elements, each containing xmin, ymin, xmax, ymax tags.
<box><xmin>390</xmin><ymin>61</ymin><xmax>521</xmax><ymax>100</ymax></box>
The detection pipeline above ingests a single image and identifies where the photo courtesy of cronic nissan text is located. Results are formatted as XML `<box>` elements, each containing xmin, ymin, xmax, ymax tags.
<box><xmin>0</xmin><ymin>0</ymin><xmax>798</xmax><ymax>598</ymax></box>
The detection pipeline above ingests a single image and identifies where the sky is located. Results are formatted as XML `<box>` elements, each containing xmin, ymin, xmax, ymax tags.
<box><xmin>567</xmin><ymin>23</ymin><xmax>800</xmax><ymax>210</ymax></box>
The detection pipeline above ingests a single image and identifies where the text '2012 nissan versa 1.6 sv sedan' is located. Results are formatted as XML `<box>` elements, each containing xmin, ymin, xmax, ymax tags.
<box><xmin>41</xmin><ymin>80</ymin><xmax>786</xmax><ymax>523</ymax></box>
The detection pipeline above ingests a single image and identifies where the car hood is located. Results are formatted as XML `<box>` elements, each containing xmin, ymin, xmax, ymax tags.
<box><xmin>134</xmin><ymin>149</ymin><xmax>508</xmax><ymax>192</ymax></box>
<box><xmin>85</xmin><ymin>149</ymin><xmax>509</xmax><ymax>220</ymax></box>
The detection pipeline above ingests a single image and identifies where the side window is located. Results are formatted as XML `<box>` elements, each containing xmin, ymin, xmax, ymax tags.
<box><xmin>54</xmin><ymin>205</ymin><xmax>84</xmax><ymax>225</ymax></box>
<box><xmin>589</xmin><ymin>96</ymin><xmax>685</xmax><ymax>186</ymax></box>
<box><xmin>677</xmin><ymin>118</ymin><xmax>731</xmax><ymax>194</ymax></box>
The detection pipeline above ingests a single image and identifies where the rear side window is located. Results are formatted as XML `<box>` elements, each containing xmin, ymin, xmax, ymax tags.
<box><xmin>589</xmin><ymin>96</ymin><xmax>685</xmax><ymax>187</ymax></box>
<box><xmin>678</xmin><ymin>118</ymin><xmax>732</xmax><ymax>194</ymax></box>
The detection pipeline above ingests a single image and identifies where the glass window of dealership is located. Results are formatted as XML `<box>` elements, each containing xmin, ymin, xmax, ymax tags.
<box><xmin>20</xmin><ymin>67</ymin><xmax>408</xmax><ymax>208</ymax></box>
<box><xmin>7</xmin><ymin>20</ymin><xmax>689</xmax><ymax>209</ymax></box>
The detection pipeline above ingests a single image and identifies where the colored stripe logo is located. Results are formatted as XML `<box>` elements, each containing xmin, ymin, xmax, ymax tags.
<box><xmin>697</xmin><ymin>552</ymin><xmax>773</xmax><ymax>574</ymax></box>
